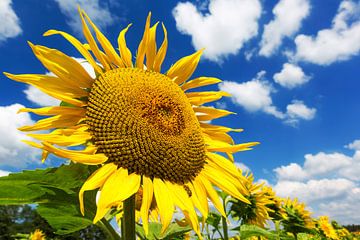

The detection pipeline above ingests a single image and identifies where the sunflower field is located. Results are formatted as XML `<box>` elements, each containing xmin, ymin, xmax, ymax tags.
<box><xmin>0</xmin><ymin>7</ymin><xmax>359</xmax><ymax>240</ymax></box>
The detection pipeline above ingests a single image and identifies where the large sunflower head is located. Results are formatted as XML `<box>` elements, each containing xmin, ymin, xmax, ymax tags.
<box><xmin>5</xmin><ymin>9</ymin><xmax>259</xmax><ymax>236</ymax></box>
<box><xmin>229</xmin><ymin>172</ymin><xmax>274</xmax><ymax>227</ymax></box>
<box><xmin>281</xmin><ymin>198</ymin><xmax>315</xmax><ymax>234</ymax></box>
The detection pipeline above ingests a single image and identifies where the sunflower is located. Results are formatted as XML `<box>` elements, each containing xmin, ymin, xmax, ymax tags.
<box><xmin>30</xmin><ymin>229</ymin><xmax>46</xmax><ymax>240</ymax></box>
<box><xmin>4</xmin><ymin>9</ymin><xmax>258</xmax><ymax>237</ymax></box>
<box><xmin>318</xmin><ymin>216</ymin><xmax>339</xmax><ymax>240</ymax></box>
<box><xmin>229</xmin><ymin>172</ymin><xmax>274</xmax><ymax>227</ymax></box>
<box><xmin>281</xmin><ymin>198</ymin><xmax>315</xmax><ymax>234</ymax></box>
<box><xmin>261</xmin><ymin>186</ymin><xmax>287</xmax><ymax>221</ymax></box>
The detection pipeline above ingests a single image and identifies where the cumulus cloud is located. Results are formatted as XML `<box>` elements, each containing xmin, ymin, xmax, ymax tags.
<box><xmin>219</xmin><ymin>72</ymin><xmax>316</xmax><ymax>125</ymax></box>
<box><xmin>173</xmin><ymin>0</ymin><xmax>262</xmax><ymax>62</ymax></box>
<box><xmin>272</xmin><ymin>139</ymin><xmax>360</xmax><ymax>224</ymax></box>
<box><xmin>53</xmin><ymin>0</ymin><xmax>116</xmax><ymax>33</ymax></box>
<box><xmin>284</xmin><ymin>100</ymin><xmax>316</xmax><ymax>126</ymax></box>
<box><xmin>219</xmin><ymin>71</ymin><xmax>285</xmax><ymax>119</ymax></box>
<box><xmin>0</xmin><ymin>0</ymin><xmax>22</xmax><ymax>42</ymax></box>
<box><xmin>273</xmin><ymin>63</ymin><xmax>311</xmax><ymax>89</ymax></box>
<box><xmin>24</xmin><ymin>58</ymin><xmax>95</xmax><ymax>107</ymax></box>
<box><xmin>293</xmin><ymin>0</ymin><xmax>360</xmax><ymax>65</ymax></box>
<box><xmin>259</xmin><ymin>0</ymin><xmax>310</xmax><ymax>57</ymax></box>
<box><xmin>0</xmin><ymin>104</ymin><xmax>40</xmax><ymax>168</ymax></box>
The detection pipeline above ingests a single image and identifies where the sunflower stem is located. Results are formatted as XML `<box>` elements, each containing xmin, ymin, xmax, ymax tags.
<box><xmin>97</xmin><ymin>218</ymin><xmax>121</xmax><ymax>240</ymax></box>
<box><xmin>222</xmin><ymin>197</ymin><xmax>229</xmax><ymax>240</ymax></box>
<box><xmin>122</xmin><ymin>194</ymin><xmax>136</xmax><ymax>240</ymax></box>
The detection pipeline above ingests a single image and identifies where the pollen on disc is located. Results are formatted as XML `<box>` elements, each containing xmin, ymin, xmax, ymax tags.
<box><xmin>86</xmin><ymin>68</ymin><xmax>206</xmax><ymax>184</ymax></box>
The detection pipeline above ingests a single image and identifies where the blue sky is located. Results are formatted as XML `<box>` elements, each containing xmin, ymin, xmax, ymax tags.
<box><xmin>0</xmin><ymin>0</ymin><xmax>360</xmax><ymax>225</ymax></box>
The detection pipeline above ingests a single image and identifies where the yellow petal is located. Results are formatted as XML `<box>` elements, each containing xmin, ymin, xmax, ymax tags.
<box><xmin>79</xmin><ymin>163</ymin><xmax>117</xmax><ymax>215</ymax></box>
<box><xmin>153</xmin><ymin>23</ymin><xmax>168</xmax><ymax>72</ymax></box>
<box><xmin>167</xmin><ymin>49</ymin><xmax>203</xmax><ymax>85</ymax></box>
<box><xmin>140</xmin><ymin>176</ymin><xmax>154</xmax><ymax>236</ymax></box>
<box><xmin>43</xmin><ymin>29</ymin><xmax>103</xmax><ymax>74</ymax></box>
<box><xmin>18</xmin><ymin>115</ymin><xmax>83</xmax><ymax>132</ymax></box>
<box><xmin>3</xmin><ymin>73</ymin><xmax>87</xmax><ymax>98</ymax></box>
<box><xmin>166</xmin><ymin>182</ymin><xmax>200</xmax><ymax>237</ymax></box>
<box><xmin>181</xmin><ymin>77</ymin><xmax>221</xmax><ymax>91</ymax></box>
<box><xmin>42</xmin><ymin>142</ymin><xmax>108</xmax><ymax>165</ymax></box>
<box><xmin>19</xmin><ymin>106</ymin><xmax>86</xmax><ymax>116</ymax></box>
<box><xmin>203</xmin><ymin>131</ymin><xmax>234</xmax><ymax>144</ymax></box>
<box><xmin>146</xmin><ymin>22</ymin><xmax>159</xmax><ymax>70</ymax></box>
<box><xmin>206</xmin><ymin>152</ymin><xmax>241</xmax><ymax>178</ymax></box>
<box><xmin>194</xmin><ymin>107</ymin><xmax>234</xmax><ymax>121</ymax></box>
<box><xmin>200</xmin><ymin>122</ymin><xmax>243</xmax><ymax>133</ymax></box>
<box><xmin>136</xmin><ymin>13</ymin><xmax>151</xmax><ymax>69</ymax></box>
<box><xmin>94</xmin><ymin>168</ymin><xmax>141</xmax><ymax>222</ymax></box>
<box><xmin>186</xmin><ymin>91</ymin><xmax>230</xmax><ymax>106</ymax></box>
<box><xmin>82</xmin><ymin>11</ymin><xmax>124</xmax><ymax>67</ymax></box>
<box><xmin>27</xmin><ymin>128</ymin><xmax>91</xmax><ymax>147</ymax></box>
<box><xmin>207</xmin><ymin>141</ymin><xmax>260</xmax><ymax>153</ymax></box>
<box><xmin>79</xmin><ymin>9</ymin><xmax>110</xmax><ymax>71</ymax></box>
<box><xmin>197</xmin><ymin>175</ymin><xmax>226</xmax><ymax>217</ymax></box>
<box><xmin>153</xmin><ymin>178</ymin><xmax>174</xmax><ymax>233</ymax></box>
<box><xmin>188</xmin><ymin>183</ymin><xmax>208</xmax><ymax>220</ymax></box>
<box><xmin>29</xmin><ymin>43</ymin><xmax>93</xmax><ymax>89</ymax></box>
<box><xmin>117</xmin><ymin>24</ymin><xmax>133</xmax><ymax>67</ymax></box>
<box><xmin>202</xmin><ymin>165</ymin><xmax>249</xmax><ymax>204</ymax></box>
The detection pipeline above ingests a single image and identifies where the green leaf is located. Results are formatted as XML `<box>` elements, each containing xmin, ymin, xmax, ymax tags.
<box><xmin>0</xmin><ymin>164</ymin><xmax>98</xmax><ymax>234</ymax></box>
<box><xmin>136</xmin><ymin>222</ymin><xmax>192</xmax><ymax>240</ymax></box>
<box><xmin>240</xmin><ymin>224</ymin><xmax>283</xmax><ymax>240</ymax></box>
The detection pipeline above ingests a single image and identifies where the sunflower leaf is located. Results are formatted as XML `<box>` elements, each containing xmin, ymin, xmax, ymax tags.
<box><xmin>0</xmin><ymin>164</ymin><xmax>98</xmax><ymax>234</ymax></box>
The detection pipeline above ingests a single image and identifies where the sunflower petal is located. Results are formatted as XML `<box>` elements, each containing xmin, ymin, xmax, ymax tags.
<box><xmin>136</xmin><ymin>13</ymin><xmax>151</xmax><ymax>69</ymax></box>
<box><xmin>167</xmin><ymin>49</ymin><xmax>203</xmax><ymax>85</ymax></box>
<box><xmin>43</xmin><ymin>29</ymin><xmax>103</xmax><ymax>74</ymax></box>
<box><xmin>82</xmin><ymin>11</ymin><xmax>124</xmax><ymax>68</ymax></box>
<box><xmin>186</xmin><ymin>91</ymin><xmax>230</xmax><ymax>106</ymax></box>
<box><xmin>79</xmin><ymin>9</ymin><xmax>110</xmax><ymax>71</ymax></box>
<box><xmin>18</xmin><ymin>115</ymin><xmax>83</xmax><ymax>132</ymax></box>
<box><xmin>181</xmin><ymin>77</ymin><xmax>221</xmax><ymax>91</ymax></box>
<box><xmin>79</xmin><ymin>163</ymin><xmax>117</xmax><ymax>215</ymax></box>
<box><xmin>153</xmin><ymin>178</ymin><xmax>174</xmax><ymax>233</ymax></box>
<box><xmin>117</xmin><ymin>24</ymin><xmax>133</xmax><ymax>67</ymax></box>
<box><xmin>194</xmin><ymin>107</ymin><xmax>234</xmax><ymax>121</ymax></box>
<box><xmin>146</xmin><ymin>22</ymin><xmax>159</xmax><ymax>70</ymax></box>
<box><xmin>140</xmin><ymin>176</ymin><xmax>154</xmax><ymax>236</ymax></box>
<box><xmin>29</xmin><ymin>43</ymin><xmax>93</xmax><ymax>89</ymax></box>
<box><xmin>153</xmin><ymin>23</ymin><xmax>168</xmax><ymax>72</ymax></box>
<box><xmin>197</xmin><ymin>175</ymin><xmax>226</xmax><ymax>217</ymax></box>
<box><xmin>94</xmin><ymin>168</ymin><xmax>141</xmax><ymax>222</ymax></box>
<box><xmin>19</xmin><ymin>106</ymin><xmax>85</xmax><ymax>116</ymax></box>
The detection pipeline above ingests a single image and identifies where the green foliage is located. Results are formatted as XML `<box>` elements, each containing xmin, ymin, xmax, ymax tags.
<box><xmin>0</xmin><ymin>164</ymin><xmax>99</xmax><ymax>235</ymax></box>
<box><xmin>135</xmin><ymin>222</ymin><xmax>192</xmax><ymax>240</ymax></box>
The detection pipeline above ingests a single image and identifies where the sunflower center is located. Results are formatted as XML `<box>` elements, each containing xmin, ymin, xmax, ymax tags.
<box><xmin>86</xmin><ymin>68</ymin><xmax>206</xmax><ymax>184</ymax></box>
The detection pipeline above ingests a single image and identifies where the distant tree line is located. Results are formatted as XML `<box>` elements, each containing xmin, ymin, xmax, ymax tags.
<box><xmin>344</xmin><ymin>224</ymin><xmax>360</xmax><ymax>232</ymax></box>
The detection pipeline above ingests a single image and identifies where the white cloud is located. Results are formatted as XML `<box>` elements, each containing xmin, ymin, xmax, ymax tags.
<box><xmin>53</xmin><ymin>0</ymin><xmax>116</xmax><ymax>33</ymax></box>
<box><xmin>235</xmin><ymin>162</ymin><xmax>250</xmax><ymax>172</ymax></box>
<box><xmin>285</xmin><ymin>100</ymin><xmax>316</xmax><ymax>125</ymax></box>
<box><xmin>259</xmin><ymin>0</ymin><xmax>310</xmax><ymax>57</ymax></box>
<box><xmin>0</xmin><ymin>0</ymin><xmax>22</xmax><ymax>42</ymax></box>
<box><xmin>0</xmin><ymin>104</ymin><xmax>40</xmax><ymax>168</ymax></box>
<box><xmin>219</xmin><ymin>71</ymin><xmax>285</xmax><ymax>119</ymax></box>
<box><xmin>219</xmin><ymin>72</ymin><xmax>316</xmax><ymax>125</ymax></box>
<box><xmin>173</xmin><ymin>0</ymin><xmax>262</xmax><ymax>62</ymax></box>
<box><xmin>273</xmin><ymin>63</ymin><xmax>311</xmax><ymax>89</ymax></box>
<box><xmin>24</xmin><ymin>58</ymin><xmax>95</xmax><ymax>107</ymax></box>
<box><xmin>24</xmin><ymin>86</ymin><xmax>61</xmax><ymax>107</ymax></box>
<box><xmin>0</xmin><ymin>169</ymin><xmax>11</xmax><ymax>177</ymax></box>
<box><xmin>293</xmin><ymin>0</ymin><xmax>360</xmax><ymax>65</ymax></box>
<box><xmin>272</xmin><ymin>140</ymin><xmax>360</xmax><ymax>224</ymax></box>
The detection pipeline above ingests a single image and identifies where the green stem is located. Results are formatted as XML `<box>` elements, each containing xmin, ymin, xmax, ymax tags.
<box><xmin>96</xmin><ymin>218</ymin><xmax>121</xmax><ymax>240</ymax></box>
<box><xmin>221</xmin><ymin>197</ymin><xmax>229</xmax><ymax>240</ymax></box>
<box><xmin>122</xmin><ymin>194</ymin><xmax>136</xmax><ymax>240</ymax></box>
<box><xmin>222</xmin><ymin>215</ymin><xmax>229</xmax><ymax>240</ymax></box>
